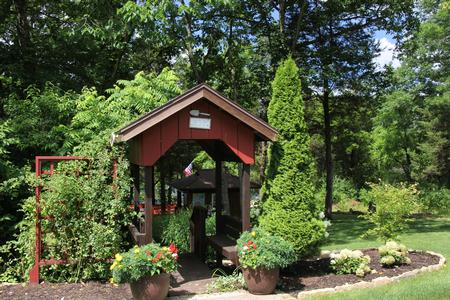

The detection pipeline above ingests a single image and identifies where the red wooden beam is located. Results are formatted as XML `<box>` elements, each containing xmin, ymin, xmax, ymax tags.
<box><xmin>39</xmin><ymin>259</ymin><xmax>68</xmax><ymax>266</ymax></box>
<box><xmin>240</xmin><ymin>163</ymin><xmax>251</xmax><ymax>231</ymax></box>
<box><xmin>35</xmin><ymin>156</ymin><xmax>87</xmax><ymax>160</ymax></box>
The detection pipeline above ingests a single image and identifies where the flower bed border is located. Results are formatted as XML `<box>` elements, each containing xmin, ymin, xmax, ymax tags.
<box><xmin>169</xmin><ymin>250</ymin><xmax>445</xmax><ymax>300</ymax></box>
<box><xmin>296</xmin><ymin>250</ymin><xmax>446</xmax><ymax>299</ymax></box>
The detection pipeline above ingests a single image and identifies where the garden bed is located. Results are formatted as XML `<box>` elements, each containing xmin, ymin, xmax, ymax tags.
<box><xmin>0</xmin><ymin>249</ymin><xmax>443</xmax><ymax>300</ymax></box>
<box><xmin>280</xmin><ymin>249</ymin><xmax>441</xmax><ymax>292</ymax></box>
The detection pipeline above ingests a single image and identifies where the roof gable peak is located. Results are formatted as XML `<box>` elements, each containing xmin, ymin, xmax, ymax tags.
<box><xmin>116</xmin><ymin>84</ymin><xmax>277</xmax><ymax>142</ymax></box>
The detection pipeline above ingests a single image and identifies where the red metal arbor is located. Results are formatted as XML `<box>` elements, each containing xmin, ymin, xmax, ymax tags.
<box><xmin>29</xmin><ymin>156</ymin><xmax>117</xmax><ymax>284</ymax></box>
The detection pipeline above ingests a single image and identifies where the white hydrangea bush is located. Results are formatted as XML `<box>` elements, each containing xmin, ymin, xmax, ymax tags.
<box><xmin>379</xmin><ymin>241</ymin><xmax>411</xmax><ymax>266</ymax></box>
<box><xmin>330</xmin><ymin>249</ymin><xmax>371</xmax><ymax>277</ymax></box>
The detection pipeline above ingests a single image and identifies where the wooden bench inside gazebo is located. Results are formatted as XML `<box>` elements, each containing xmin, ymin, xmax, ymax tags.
<box><xmin>171</xmin><ymin>169</ymin><xmax>261</xmax><ymax>263</ymax></box>
<box><xmin>113</xmin><ymin>84</ymin><xmax>277</xmax><ymax>264</ymax></box>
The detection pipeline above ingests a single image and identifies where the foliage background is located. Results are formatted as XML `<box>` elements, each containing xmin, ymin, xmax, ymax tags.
<box><xmin>0</xmin><ymin>0</ymin><xmax>448</xmax><ymax>283</ymax></box>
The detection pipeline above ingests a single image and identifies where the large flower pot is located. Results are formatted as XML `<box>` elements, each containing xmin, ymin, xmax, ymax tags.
<box><xmin>243</xmin><ymin>267</ymin><xmax>279</xmax><ymax>295</ymax></box>
<box><xmin>129</xmin><ymin>272</ymin><xmax>170</xmax><ymax>300</ymax></box>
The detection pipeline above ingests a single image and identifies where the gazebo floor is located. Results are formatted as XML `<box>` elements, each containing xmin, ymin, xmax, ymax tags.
<box><xmin>169</xmin><ymin>253</ymin><xmax>215</xmax><ymax>296</ymax></box>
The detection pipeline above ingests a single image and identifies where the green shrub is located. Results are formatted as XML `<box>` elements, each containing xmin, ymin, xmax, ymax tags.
<box><xmin>333</xmin><ymin>177</ymin><xmax>357</xmax><ymax>204</ymax></box>
<box><xmin>160</xmin><ymin>210</ymin><xmax>216</xmax><ymax>260</ymax></box>
<box><xmin>330</xmin><ymin>249</ymin><xmax>371</xmax><ymax>277</ymax></box>
<box><xmin>206</xmin><ymin>269</ymin><xmax>246</xmax><ymax>293</ymax></box>
<box><xmin>206</xmin><ymin>213</ymin><xmax>216</xmax><ymax>236</ymax></box>
<box><xmin>153</xmin><ymin>214</ymin><xmax>171</xmax><ymax>242</ymax></box>
<box><xmin>260</xmin><ymin>57</ymin><xmax>325</xmax><ymax>258</ymax></box>
<box><xmin>360</xmin><ymin>182</ymin><xmax>419</xmax><ymax>241</ymax></box>
<box><xmin>0</xmin><ymin>192</ymin><xmax>36</xmax><ymax>282</ymax></box>
<box><xmin>1</xmin><ymin>150</ymin><xmax>134</xmax><ymax>283</ymax></box>
<box><xmin>161</xmin><ymin>209</ymin><xmax>191</xmax><ymax>254</ymax></box>
<box><xmin>111</xmin><ymin>243</ymin><xmax>179</xmax><ymax>284</ymax></box>
<box><xmin>418</xmin><ymin>185</ymin><xmax>450</xmax><ymax>215</ymax></box>
<box><xmin>204</xmin><ymin>213</ymin><xmax>217</xmax><ymax>263</ymax></box>
<box><xmin>236</xmin><ymin>227</ymin><xmax>296</xmax><ymax>269</ymax></box>
<box><xmin>378</xmin><ymin>241</ymin><xmax>411</xmax><ymax>266</ymax></box>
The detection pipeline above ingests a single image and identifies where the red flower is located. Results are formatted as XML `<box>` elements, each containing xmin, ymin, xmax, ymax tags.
<box><xmin>245</xmin><ymin>240</ymin><xmax>257</xmax><ymax>250</ymax></box>
<box><xmin>169</xmin><ymin>243</ymin><xmax>178</xmax><ymax>254</ymax></box>
<box><xmin>152</xmin><ymin>252</ymin><xmax>163</xmax><ymax>263</ymax></box>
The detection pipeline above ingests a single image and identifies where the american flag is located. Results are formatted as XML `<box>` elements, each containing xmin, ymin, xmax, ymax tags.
<box><xmin>183</xmin><ymin>161</ymin><xmax>194</xmax><ymax>177</ymax></box>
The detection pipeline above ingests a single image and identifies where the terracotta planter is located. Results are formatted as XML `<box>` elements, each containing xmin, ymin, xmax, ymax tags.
<box><xmin>129</xmin><ymin>272</ymin><xmax>170</xmax><ymax>300</ymax></box>
<box><xmin>243</xmin><ymin>267</ymin><xmax>279</xmax><ymax>295</ymax></box>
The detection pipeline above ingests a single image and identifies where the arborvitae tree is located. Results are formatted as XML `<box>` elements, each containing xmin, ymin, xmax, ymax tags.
<box><xmin>260</xmin><ymin>57</ymin><xmax>325</xmax><ymax>258</ymax></box>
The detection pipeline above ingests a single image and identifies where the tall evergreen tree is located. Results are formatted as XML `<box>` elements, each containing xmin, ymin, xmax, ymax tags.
<box><xmin>260</xmin><ymin>57</ymin><xmax>325</xmax><ymax>258</ymax></box>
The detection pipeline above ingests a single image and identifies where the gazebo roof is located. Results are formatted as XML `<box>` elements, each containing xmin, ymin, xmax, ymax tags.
<box><xmin>114</xmin><ymin>84</ymin><xmax>277</xmax><ymax>142</ymax></box>
<box><xmin>171</xmin><ymin>169</ymin><xmax>260</xmax><ymax>192</ymax></box>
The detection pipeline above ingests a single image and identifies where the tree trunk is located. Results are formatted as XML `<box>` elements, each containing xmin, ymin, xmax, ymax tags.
<box><xmin>322</xmin><ymin>86</ymin><xmax>333</xmax><ymax>219</ymax></box>
<box><xmin>14</xmin><ymin>0</ymin><xmax>36</xmax><ymax>82</ymax></box>
<box><xmin>279</xmin><ymin>0</ymin><xmax>285</xmax><ymax>34</ymax></box>
<box><xmin>403</xmin><ymin>146</ymin><xmax>412</xmax><ymax>182</ymax></box>
<box><xmin>181</xmin><ymin>0</ymin><xmax>202</xmax><ymax>83</ymax></box>
<box><xmin>290</xmin><ymin>0</ymin><xmax>307</xmax><ymax>53</ymax></box>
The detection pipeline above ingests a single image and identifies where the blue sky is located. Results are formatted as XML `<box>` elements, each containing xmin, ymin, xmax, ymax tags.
<box><xmin>373</xmin><ymin>30</ymin><xmax>400</xmax><ymax>69</ymax></box>
<box><xmin>374</xmin><ymin>30</ymin><xmax>396</xmax><ymax>43</ymax></box>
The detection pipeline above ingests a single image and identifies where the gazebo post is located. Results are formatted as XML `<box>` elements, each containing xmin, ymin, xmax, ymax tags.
<box><xmin>131</xmin><ymin>164</ymin><xmax>140</xmax><ymax>207</ymax></box>
<box><xmin>215</xmin><ymin>160</ymin><xmax>223</xmax><ymax>265</ymax></box>
<box><xmin>177</xmin><ymin>191</ymin><xmax>182</xmax><ymax>209</ymax></box>
<box><xmin>240</xmin><ymin>163</ymin><xmax>251</xmax><ymax>231</ymax></box>
<box><xmin>215</xmin><ymin>160</ymin><xmax>223</xmax><ymax>231</ymax></box>
<box><xmin>143</xmin><ymin>166</ymin><xmax>154</xmax><ymax>244</ymax></box>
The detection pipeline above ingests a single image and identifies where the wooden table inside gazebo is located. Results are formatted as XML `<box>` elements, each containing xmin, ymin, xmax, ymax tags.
<box><xmin>114</xmin><ymin>84</ymin><xmax>277</xmax><ymax>262</ymax></box>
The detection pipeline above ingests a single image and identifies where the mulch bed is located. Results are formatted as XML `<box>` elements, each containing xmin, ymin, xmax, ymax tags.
<box><xmin>0</xmin><ymin>249</ymin><xmax>440</xmax><ymax>300</ymax></box>
<box><xmin>0</xmin><ymin>281</ymin><xmax>133</xmax><ymax>300</ymax></box>
<box><xmin>279</xmin><ymin>249</ymin><xmax>440</xmax><ymax>292</ymax></box>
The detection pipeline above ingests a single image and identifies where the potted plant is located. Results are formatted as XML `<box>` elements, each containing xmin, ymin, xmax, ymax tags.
<box><xmin>237</xmin><ymin>227</ymin><xmax>296</xmax><ymax>294</ymax></box>
<box><xmin>110</xmin><ymin>243</ymin><xmax>179</xmax><ymax>300</ymax></box>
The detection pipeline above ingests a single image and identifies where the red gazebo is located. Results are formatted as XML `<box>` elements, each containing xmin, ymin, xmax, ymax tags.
<box><xmin>114</xmin><ymin>84</ymin><xmax>277</xmax><ymax>260</ymax></box>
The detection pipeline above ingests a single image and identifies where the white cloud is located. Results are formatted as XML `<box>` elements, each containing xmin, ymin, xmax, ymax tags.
<box><xmin>374</xmin><ymin>37</ymin><xmax>401</xmax><ymax>69</ymax></box>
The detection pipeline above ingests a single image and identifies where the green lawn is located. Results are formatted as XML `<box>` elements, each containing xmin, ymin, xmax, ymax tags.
<box><xmin>309</xmin><ymin>213</ymin><xmax>450</xmax><ymax>300</ymax></box>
